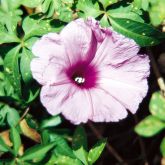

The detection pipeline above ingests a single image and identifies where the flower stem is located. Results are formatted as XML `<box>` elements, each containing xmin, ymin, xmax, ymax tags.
<box><xmin>134</xmin><ymin>115</ymin><xmax>149</xmax><ymax>165</ymax></box>
<box><xmin>147</xmin><ymin>48</ymin><xmax>165</xmax><ymax>96</ymax></box>
<box><xmin>88</xmin><ymin>122</ymin><xmax>126</xmax><ymax>164</ymax></box>
<box><xmin>14</xmin><ymin>107</ymin><xmax>30</xmax><ymax>127</ymax></box>
<box><xmin>19</xmin><ymin>107</ymin><xmax>30</xmax><ymax>123</ymax></box>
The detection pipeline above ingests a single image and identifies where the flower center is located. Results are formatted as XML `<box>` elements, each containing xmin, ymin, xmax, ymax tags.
<box><xmin>66</xmin><ymin>62</ymin><xmax>98</xmax><ymax>89</ymax></box>
<box><xmin>74</xmin><ymin>76</ymin><xmax>85</xmax><ymax>85</ymax></box>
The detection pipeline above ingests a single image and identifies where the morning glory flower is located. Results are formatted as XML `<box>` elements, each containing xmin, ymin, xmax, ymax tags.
<box><xmin>31</xmin><ymin>18</ymin><xmax>150</xmax><ymax>124</ymax></box>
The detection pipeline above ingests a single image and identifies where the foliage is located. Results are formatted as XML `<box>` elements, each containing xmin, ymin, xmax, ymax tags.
<box><xmin>135</xmin><ymin>91</ymin><xmax>165</xmax><ymax>157</ymax></box>
<box><xmin>0</xmin><ymin>123</ymin><xmax>106</xmax><ymax>164</ymax></box>
<box><xmin>0</xmin><ymin>0</ymin><xmax>165</xmax><ymax>164</ymax></box>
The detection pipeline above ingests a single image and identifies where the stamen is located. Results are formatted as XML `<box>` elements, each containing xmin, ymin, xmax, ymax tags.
<box><xmin>74</xmin><ymin>77</ymin><xmax>85</xmax><ymax>84</ymax></box>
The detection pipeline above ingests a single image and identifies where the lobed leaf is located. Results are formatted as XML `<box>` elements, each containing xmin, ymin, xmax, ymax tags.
<box><xmin>6</xmin><ymin>106</ymin><xmax>20</xmax><ymax>127</ymax></box>
<box><xmin>0</xmin><ymin>23</ymin><xmax>20</xmax><ymax>44</ymax></box>
<box><xmin>160</xmin><ymin>137</ymin><xmax>165</xmax><ymax>157</ymax></box>
<box><xmin>0</xmin><ymin>0</ymin><xmax>23</xmax><ymax>33</ymax></box>
<box><xmin>88</xmin><ymin>138</ymin><xmax>106</xmax><ymax>165</ymax></box>
<box><xmin>20</xmin><ymin>48</ymin><xmax>33</xmax><ymax>84</ymax></box>
<box><xmin>99</xmin><ymin>0</ymin><xmax>118</xmax><ymax>9</ymax></box>
<box><xmin>149</xmin><ymin>0</ymin><xmax>165</xmax><ymax>26</ymax></box>
<box><xmin>21</xmin><ymin>0</ymin><xmax>42</xmax><ymax>8</ymax></box>
<box><xmin>23</xmin><ymin>15</ymin><xmax>64</xmax><ymax>40</ymax></box>
<box><xmin>41</xmin><ymin>0</ymin><xmax>73</xmax><ymax>22</ymax></box>
<box><xmin>46</xmin><ymin>154</ymin><xmax>83</xmax><ymax>165</ymax></box>
<box><xmin>0</xmin><ymin>105</ymin><xmax>20</xmax><ymax>127</ymax></box>
<box><xmin>10</xmin><ymin>127</ymin><xmax>21</xmax><ymax>156</ymax></box>
<box><xmin>135</xmin><ymin>115</ymin><xmax>165</xmax><ymax>137</ymax></box>
<box><xmin>149</xmin><ymin>91</ymin><xmax>165</xmax><ymax>121</ymax></box>
<box><xmin>50</xmin><ymin>133</ymin><xmax>76</xmax><ymax>158</ymax></box>
<box><xmin>77</xmin><ymin>0</ymin><xmax>103</xmax><ymax>18</ymax></box>
<box><xmin>20</xmin><ymin>142</ymin><xmax>56</xmax><ymax>161</ymax></box>
<box><xmin>4</xmin><ymin>46</ymin><xmax>22</xmax><ymax>97</ymax></box>
<box><xmin>0</xmin><ymin>136</ymin><xmax>13</xmax><ymax>154</ymax></box>
<box><xmin>72</xmin><ymin>126</ymin><xmax>88</xmax><ymax>165</ymax></box>
<box><xmin>109</xmin><ymin>16</ymin><xmax>165</xmax><ymax>46</ymax></box>
<box><xmin>40</xmin><ymin>115</ymin><xmax>62</xmax><ymax>129</ymax></box>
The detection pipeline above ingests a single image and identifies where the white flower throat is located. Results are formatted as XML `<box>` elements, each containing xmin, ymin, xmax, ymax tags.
<box><xmin>74</xmin><ymin>76</ymin><xmax>85</xmax><ymax>84</ymax></box>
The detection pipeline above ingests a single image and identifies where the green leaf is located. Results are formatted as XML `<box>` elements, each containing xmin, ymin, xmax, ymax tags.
<box><xmin>46</xmin><ymin>154</ymin><xmax>83</xmax><ymax>165</ymax></box>
<box><xmin>40</xmin><ymin>115</ymin><xmax>62</xmax><ymax>129</ymax></box>
<box><xmin>160</xmin><ymin>137</ymin><xmax>165</xmax><ymax>157</ymax></box>
<box><xmin>45</xmin><ymin>154</ymin><xmax>57</xmax><ymax>165</ymax></box>
<box><xmin>135</xmin><ymin>115</ymin><xmax>165</xmax><ymax>137</ymax></box>
<box><xmin>72</xmin><ymin>126</ymin><xmax>88</xmax><ymax>165</ymax></box>
<box><xmin>0</xmin><ymin>56</ymin><xmax>3</xmax><ymax>65</ymax></box>
<box><xmin>23</xmin><ymin>15</ymin><xmax>64</xmax><ymax>40</ymax></box>
<box><xmin>0</xmin><ymin>0</ymin><xmax>21</xmax><ymax>9</ymax></box>
<box><xmin>22</xmin><ymin>15</ymin><xmax>52</xmax><ymax>40</ymax></box>
<box><xmin>0</xmin><ymin>33</ymin><xmax>19</xmax><ymax>44</ymax></box>
<box><xmin>107</xmin><ymin>5</ymin><xmax>144</xmax><ymax>22</ymax></box>
<box><xmin>0</xmin><ymin>137</ymin><xmax>10</xmax><ymax>152</ymax></box>
<box><xmin>46</xmin><ymin>0</ymin><xmax>55</xmax><ymax>18</ymax></box>
<box><xmin>0</xmin><ymin>63</ymin><xmax>15</xmax><ymax>97</ymax></box>
<box><xmin>88</xmin><ymin>138</ymin><xmax>106</xmax><ymax>165</ymax></box>
<box><xmin>58</xmin><ymin>6</ymin><xmax>73</xmax><ymax>22</ymax></box>
<box><xmin>25</xmin><ymin>86</ymin><xmax>40</xmax><ymax>104</ymax></box>
<box><xmin>0</xmin><ymin>0</ymin><xmax>23</xmax><ymax>34</ymax></box>
<box><xmin>149</xmin><ymin>91</ymin><xmax>165</xmax><ymax>121</ymax></box>
<box><xmin>4</xmin><ymin>46</ymin><xmax>22</xmax><ymax>97</ymax></box>
<box><xmin>41</xmin><ymin>130</ymin><xmax>50</xmax><ymax>145</ymax></box>
<box><xmin>6</xmin><ymin>106</ymin><xmax>20</xmax><ymax>127</ymax></box>
<box><xmin>24</xmin><ymin>37</ymin><xmax>39</xmax><ymax>50</ymax></box>
<box><xmin>99</xmin><ymin>0</ymin><xmax>118</xmax><ymax>9</ymax></box>
<box><xmin>0</xmin><ymin>103</ymin><xmax>21</xmax><ymax>128</ymax></box>
<box><xmin>62</xmin><ymin>0</ymin><xmax>73</xmax><ymax>4</ymax></box>
<box><xmin>109</xmin><ymin>16</ymin><xmax>164</xmax><ymax>46</ymax></box>
<box><xmin>41</xmin><ymin>0</ymin><xmax>73</xmax><ymax>22</ymax></box>
<box><xmin>20</xmin><ymin>48</ymin><xmax>33</xmax><ymax>84</ymax></box>
<box><xmin>100</xmin><ymin>14</ymin><xmax>110</xmax><ymax>27</ymax></box>
<box><xmin>73</xmin><ymin>126</ymin><xmax>87</xmax><ymax>150</ymax></box>
<box><xmin>0</xmin><ymin>23</ymin><xmax>20</xmax><ymax>44</ymax></box>
<box><xmin>132</xmin><ymin>0</ymin><xmax>149</xmax><ymax>11</ymax></box>
<box><xmin>0</xmin><ymin>137</ymin><xmax>13</xmax><ymax>154</ymax></box>
<box><xmin>141</xmin><ymin>0</ymin><xmax>149</xmax><ymax>11</ymax></box>
<box><xmin>20</xmin><ymin>142</ymin><xmax>56</xmax><ymax>161</ymax></box>
<box><xmin>104</xmin><ymin>5</ymin><xmax>144</xmax><ymax>28</ymax></box>
<box><xmin>0</xmin><ymin>10</ymin><xmax>22</xmax><ymax>33</ymax></box>
<box><xmin>50</xmin><ymin>133</ymin><xmax>75</xmax><ymax>158</ymax></box>
<box><xmin>0</xmin><ymin>105</ymin><xmax>8</xmax><ymax>126</ymax></box>
<box><xmin>10</xmin><ymin>127</ymin><xmax>21</xmax><ymax>156</ymax></box>
<box><xmin>149</xmin><ymin>0</ymin><xmax>165</xmax><ymax>26</ymax></box>
<box><xmin>0</xmin><ymin>159</ymin><xmax>16</xmax><ymax>165</ymax></box>
<box><xmin>77</xmin><ymin>0</ymin><xmax>103</xmax><ymax>18</ymax></box>
<box><xmin>21</xmin><ymin>0</ymin><xmax>42</xmax><ymax>8</ymax></box>
<box><xmin>42</xmin><ymin>0</ymin><xmax>52</xmax><ymax>14</ymax></box>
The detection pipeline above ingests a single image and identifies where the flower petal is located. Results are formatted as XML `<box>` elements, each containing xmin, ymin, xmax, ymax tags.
<box><xmin>60</xmin><ymin>18</ymin><xmax>102</xmax><ymax>65</ymax></box>
<box><xmin>31</xmin><ymin>56</ymin><xmax>68</xmax><ymax>85</ymax></box>
<box><xmin>97</xmin><ymin>54</ymin><xmax>150</xmax><ymax>113</ymax></box>
<box><xmin>31</xmin><ymin>33</ymin><xmax>69</xmax><ymax>85</ymax></box>
<box><xmin>30</xmin><ymin>58</ymin><xmax>49</xmax><ymax>85</ymax></box>
<box><xmin>92</xmin><ymin>29</ymin><xmax>140</xmax><ymax>67</ymax></box>
<box><xmin>32</xmin><ymin>33</ymin><xmax>66</xmax><ymax>60</ymax></box>
<box><xmin>41</xmin><ymin>85</ymin><xmax>92</xmax><ymax>124</ymax></box>
<box><xmin>62</xmin><ymin>89</ymin><xmax>92</xmax><ymax>124</ymax></box>
<box><xmin>40</xmin><ymin>83</ymin><xmax>74</xmax><ymax>116</ymax></box>
<box><xmin>88</xmin><ymin>88</ymin><xmax>128</xmax><ymax>122</ymax></box>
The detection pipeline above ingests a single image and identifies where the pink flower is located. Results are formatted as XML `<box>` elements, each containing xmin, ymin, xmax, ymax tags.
<box><xmin>31</xmin><ymin>18</ymin><xmax>150</xmax><ymax>124</ymax></box>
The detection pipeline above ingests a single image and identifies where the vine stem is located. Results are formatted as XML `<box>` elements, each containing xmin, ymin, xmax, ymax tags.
<box><xmin>134</xmin><ymin>115</ymin><xmax>149</xmax><ymax>165</ymax></box>
<box><xmin>18</xmin><ymin>107</ymin><xmax>30</xmax><ymax>123</ymax></box>
<box><xmin>147</xmin><ymin>48</ymin><xmax>165</xmax><ymax>96</ymax></box>
<box><xmin>88</xmin><ymin>122</ymin><xmax>127</xmax><ymax>164</ymax></box>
